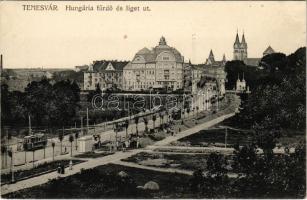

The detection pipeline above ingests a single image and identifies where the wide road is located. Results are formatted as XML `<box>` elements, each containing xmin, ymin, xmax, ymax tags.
<box><xmin>1</xmin><ymin>112</ymin><xmax>168</xmax><ymax>171</ymax></box>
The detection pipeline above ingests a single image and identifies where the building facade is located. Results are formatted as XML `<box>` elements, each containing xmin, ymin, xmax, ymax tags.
<box><xmin>191</xmin><ymin>50</ymin><xmax>227</xmax><ymax>96</ymax></box>
<box><xmin>123</xmin><ymin>37</ymin><xmax>184</xmax><ymax>91</ymax></box>
<box><xmin>83</xmin><ymin>60</ymin><xmax>128</xmax><ymax>90</ymax></box>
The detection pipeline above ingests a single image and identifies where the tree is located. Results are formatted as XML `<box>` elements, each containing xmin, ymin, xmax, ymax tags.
<box><xmin>260</xmin><ymin>53</ymin><xmax>287</xmax><ymax>74</ymax></box>
<box><xmin>152</xmin><ymin>115</ymin><xmax>157</xmax><ymax>129</ymax></box>
<box><xmin>75</xmin><ymin>132</ymin><xmax>79</xmax><ymax>150</ymax></box>
<box><xmin>51</xmin><ymin>141</ymin><xmax>55</xmax><ymax>161</ymax></box>
<box><xmin>229</xmin><ymin>47</ymin><xmax>306</xmax><ymax>131</ymax></box>
<box><xmin>87</xmin><ymin>83</ymin><xmax>102</xmax><ymax>102</ymax></box>
<box><xmin>143</xmin><ymin>117</ymin><xmax>148</xmax><ymax>133</ymax></box>
<box><xmin>159</xmin><ymin>112</ymin><xmax>163</xmax><ymax>126</ymax></box>
<box><xmin>206</xmin><ymin>153</ymin><xmax>227</xmax><ymax>177</ymax></box>
<box><xmin>1</xmin><ymin>146</ymin><xmax>7</xmax><ymax>168</ymax></box>
<box><xmin>69</xmin><ymin>135</ymin><xmax>74</xmax><ymax>157</ymax></box>
<box><xmin>134</xmin><ymin>117</ymin><xmax>139</xmax><ymax>136</ymax></box>
<box><xmin>58</xmin><ymin>131</ymin><xmax>64</xmax><ymax>155</ymax></box>
<box><xmin>124</xmin><ymin>120</ymin><xmax>129</xmax><ymax>139</ymax></box>
<box><xmin>190</xmin><ymin>169</ymin><xmax>204</xmax><ymax>193</ymax></box>
<box><xmin>51</xmin><ymin>80</ymin><xmax>81</xmax><ymax>127</ymax></box>
<box><xmin>24</xmin><ymin>78</ymin><xmax>53</xmax><ymax>126</ymax></box>
<box><xmin>253</xmin><ymin>117</ymin><xmax>281</xmax><ymax>159</ymax></box>
<box><xmin>187</xmin><ymin>108</ymin><xmax>190</xmax><ymax>117</ymax></box>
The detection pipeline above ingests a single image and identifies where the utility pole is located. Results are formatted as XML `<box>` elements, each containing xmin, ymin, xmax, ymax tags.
<box><xmin>81</xmin><ymin>116</ymin><xmax>83</xmax><ymax>136</ymax></box>
<box><xmin>6</xmin><ymin>128</ymin><xmax>9</xmax><ymax>169</ymax></box>
<box><xmin>11</xmin><ymin>150</ymin><xmax>14</xmax><ymax>183</ymax></box>
<box><xmin>86</xmin><ymin>108</ymin><xmax>89</xmax><ymax>133</ymax></box>
<box><xmin>28</xmin><ymin>115</ymin><xmax>32</xmax><ymax>135</ymax></box>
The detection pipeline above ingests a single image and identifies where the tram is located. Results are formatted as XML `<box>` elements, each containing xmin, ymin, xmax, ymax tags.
<box><xmin>23</xmin><ymin>133</ymin><xmax>47</xmax><ymax>151</ymax></box>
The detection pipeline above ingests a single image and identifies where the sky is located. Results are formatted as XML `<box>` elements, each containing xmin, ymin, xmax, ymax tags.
<box><xmin>0</xmin><ymin>1</ymin><xmax>305</xmax><ymax>68</ymax></box>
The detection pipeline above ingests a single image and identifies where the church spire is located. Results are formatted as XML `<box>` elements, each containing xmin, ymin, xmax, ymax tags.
<box><xmin>208</xmin><ymin>49</ymin><xmax>215</xmax><ymax>63</ymax></box>
<box><xmin>222</xmin><ymin>54</ymin><xmax>226</xmax><ymax>62</ymax></box>
<box><xmin>235</xmin><ymin>31</ymin><xmax>240</xmax><ymax>44</ymax></box>
<box><xmin>241</xmin><ymin>32</ymin><xmax>246</xmax><ymax>44</ymax></box>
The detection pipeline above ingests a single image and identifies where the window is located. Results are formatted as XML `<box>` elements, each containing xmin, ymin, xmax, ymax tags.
<box><xmin>163</xmin><ymin>56</ymin><xmax>169</xmax><ymax>61</ymax></box>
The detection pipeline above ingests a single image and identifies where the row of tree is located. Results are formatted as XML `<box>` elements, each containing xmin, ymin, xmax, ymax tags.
<box><xmin>189</xmin><ymin>142</ymin><xmax>305</xmax><ymax>198</ymax></box>
<box><xmin>225</xmin><ymin>47</ymin><xmax>306</xmax><ymax>131</ymax></box>
<box><xmin>1</xmin><ymin>79</ymin><xmax>81</xmax><ymax>130</ymax></box>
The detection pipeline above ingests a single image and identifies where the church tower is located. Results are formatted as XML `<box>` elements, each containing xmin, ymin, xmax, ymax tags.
<box><xmin>233</xmin><ymin>31</ymin><xmax>248</xmax><ymax>61</ymax></box>
<box><xmin>240</xmin><ymin>33</ymin><xmax>248</xmax><ymax>60</ymax></box>
<box><xmin>233</xmin><ymin>32</ymin><xmax>241</xmax><ymax>60</ymax></box>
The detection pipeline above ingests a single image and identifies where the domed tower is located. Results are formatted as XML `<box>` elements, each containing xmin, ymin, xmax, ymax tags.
<box><xmin>240</xmin><ymin>33</ymin><xmax>248</xmax><ymax>60</ymax></box>
<box><xmin>159</xmin><ymin>36</ymin><xmax>167</xmax><ymax>46</ymax></box>
<box><xmin>233</xmin><ymin>31</ymin><xmax>241</xmax><ymax>60</ymax></box>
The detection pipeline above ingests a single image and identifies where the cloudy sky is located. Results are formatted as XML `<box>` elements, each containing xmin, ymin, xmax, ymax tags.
<box><xmin>0</xmin><ymin>1</ymin><xmax>305</xmax><ymax>68</ymax></box>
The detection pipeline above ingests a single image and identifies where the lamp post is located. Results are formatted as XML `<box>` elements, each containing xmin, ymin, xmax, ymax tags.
<box><xmin>8</xmin><ymin>148</ymin><xmax>15</xmax><ymax>183</ymax></box>
<box><xmin>225</xmin><ymin>127</ymin><xmax>228</xmax><ymax>148</ymax></box>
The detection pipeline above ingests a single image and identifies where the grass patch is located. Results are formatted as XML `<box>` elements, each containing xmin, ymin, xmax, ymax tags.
<box><xmin>178</xmin><ymin>128</ymin><xmax>253</xmax><ymax>147</ymax></box>
<box><xmin>3</xmin><ymin>164</ymin><xmax>192</xmax><ymax>199</ymax></box>
<box><xmin>73</xmin><ymin>151</ymin><xmax>114</xmax><ymax>158</ymax></box>
<box><xmin>122</xmin><ymin>152</ymin><xmax>233</xmax><ymax>172</ymax></box>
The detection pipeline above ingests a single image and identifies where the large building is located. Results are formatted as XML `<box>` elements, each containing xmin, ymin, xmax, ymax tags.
<box><xmin>233</xmin><ymin>31</ymin><xmax>276</xmax><ymax>67</ymax></box>
<box><xmin>83</xmin><ymin>60</ymin><xmax>128</xmax><ymax>90</ymax></box>
<box><xmin>123</xmin><ymin>37</ymin><xmax>184</xmax><ymax>91</ymax></box>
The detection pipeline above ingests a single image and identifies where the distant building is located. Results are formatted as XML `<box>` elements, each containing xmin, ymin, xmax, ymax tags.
<box><xmin>263</xmin><ymin>46</ymin><xmax>275</xmax><ymax>56</ymax></box>
<box><xmin>75</xmin><ymin>65</ymin><xmax>89</xmax><ymax>72</ymax></box>
<box><xmin>193</xmin><ymin>76</ymin><xmax>217</xmax><ymax>111</ymax></box>
<box><xmin>1</xmin><ymin>68</ymin><xmax>54</xmax><ymax>91</ymax></box>
<box><xmin>191</xmin><ymin>50</ymin><xmax>227</xmax><ymax>96</ymax></box>
<box><xmin>233</xmin><ymin>32</ymin><xmax>261</xmax><ymax>67</ymax></box>
<box><xmin>235</xmin><ymin>73</ymin><xmax>250</xmax><ymax>93</ymax></box>
<box><xmin>233</xmin><ymin>32</ymin><xmax>248</xmax><ymax>61</ymax></box>
<box><xmin>83</xmin><ymin>60</ymin><xmax>129</xmax><ymax>91</ymax></box>
<box><xmin>123</xmin><ymin>37</ymin><xmax>184</xmax><ymax>91</ymax></box>
<box><xmin>233</xmin><ymin>32</ymin><xmax>276</xmax><ymax>67</ymax></box>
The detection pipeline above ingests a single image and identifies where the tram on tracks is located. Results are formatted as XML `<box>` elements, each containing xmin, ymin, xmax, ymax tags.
<box><xmin>23</xmin><ymin>133</ymin><xmax>47</xmax><ymax>151</ymax></box>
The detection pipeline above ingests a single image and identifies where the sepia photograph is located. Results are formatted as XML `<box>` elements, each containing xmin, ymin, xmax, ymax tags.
<box><xmin>0</xmin><ymin>1</ymin><xmax>306</xmax><ymax>198</ymax></box>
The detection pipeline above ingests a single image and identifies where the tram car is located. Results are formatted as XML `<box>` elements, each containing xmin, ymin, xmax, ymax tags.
<box><xmin>23</xmin><ymin>133</ymin><xmax>47</xmax><ymax>151</ymax></box>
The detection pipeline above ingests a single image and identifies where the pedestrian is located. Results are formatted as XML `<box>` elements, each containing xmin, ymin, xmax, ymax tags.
<box><xmin>64</xmin><ymin>146</ymin><xmax>67</xmax><ymax>153</ymax></box>
<box><xmin>125</xmin><ymin>140</ymin><xmax>129</xmax><ymax>150</ymax></box>
<box><xmin>122</xmin><ymin>142</ymin><xmax>126</xmax><ymax>152</ymax></box>
<box><xmin>57</xmin><ymin>163</ymin><xmax>61</xmax><ymax>174</ymax></box>
<box><xmin>69</xmin><ymin>160</ymin><xmax>73</xmax><ymax>170</ymax></box>
<box><xmin>136</xmin><ymin>137</ymin><xmax>139</xmax><ymax>149</ymax></box>
<box><xmin>61</xmin><ymin>163</ymin><xmax>65</xmax><ymax>174</ymax></box>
